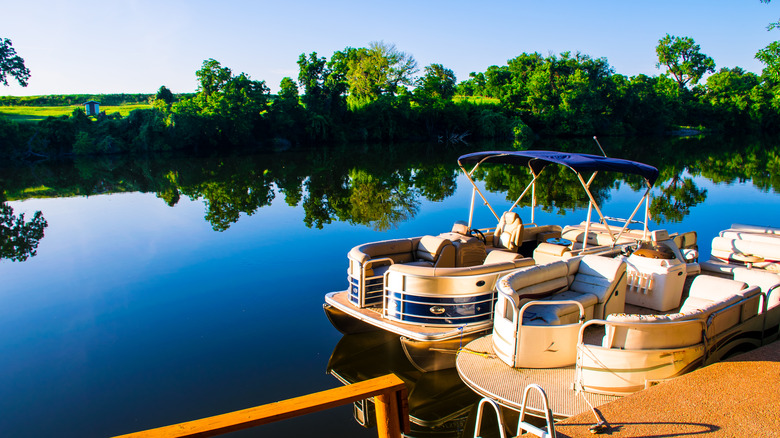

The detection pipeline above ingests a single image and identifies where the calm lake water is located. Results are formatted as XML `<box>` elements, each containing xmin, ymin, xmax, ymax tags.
<box><xmin>1</xmin><ymin>138</ymin><xmax>779</xmax><ymax>437</ymax></box>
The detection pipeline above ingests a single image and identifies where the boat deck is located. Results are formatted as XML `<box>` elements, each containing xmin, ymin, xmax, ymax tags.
<box><xmin>325</xmin><ymin>291</ymin><xmax>492</xmax><ymax>341</ymax></box>
<box><xmin>539</xmin><ymin>339</ymin><xmax>780</xmax><ymax>437</ymax></box>
<box><xmin>456</xmin><ymin>335</ymin><xmax>619</xmax><ymax>419</ymax></box>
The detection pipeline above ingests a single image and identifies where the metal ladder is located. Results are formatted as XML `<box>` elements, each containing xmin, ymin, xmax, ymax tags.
<box><xmin>473</xmin><ymin>384</ymin><xmax>557</xmax><ymax>438</ymax></box>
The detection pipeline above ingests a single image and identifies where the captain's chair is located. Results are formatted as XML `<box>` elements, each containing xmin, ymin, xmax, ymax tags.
<box><xmin>493</xmin><ymin>212</ymin><xmax>524</xmax><ymax>252</ymax></box>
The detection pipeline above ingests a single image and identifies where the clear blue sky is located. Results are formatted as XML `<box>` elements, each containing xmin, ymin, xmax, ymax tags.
<box><xmin>2</xmin><ymin>0</ymin><xmax>778</xmax><ymax>96</ymax></box>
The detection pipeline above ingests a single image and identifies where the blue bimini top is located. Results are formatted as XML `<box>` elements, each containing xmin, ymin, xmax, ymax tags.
<box><xmin>458</xmin><ymin>150</ymin><xmax>659</xmax><ymax>186</ymax></box>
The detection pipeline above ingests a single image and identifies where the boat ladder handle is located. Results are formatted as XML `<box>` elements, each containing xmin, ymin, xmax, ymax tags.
<box><xmin>472</xmin><ymin>397</ymin><xmax>510</xmax><ymax>438</ymax></box>
<box><xmin>517</xmin><ymin>384</ymin><xmax>557</xmax><ymax>438</ymax></box>
<box><xmin>472</xmin><ymin>388</ymin><xmax>557</xmax><ymax>438</ymax></box>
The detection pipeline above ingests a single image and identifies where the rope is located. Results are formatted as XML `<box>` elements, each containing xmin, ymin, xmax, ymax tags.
<box><xmin>456</xmin><ymin>347</ymin><xmax>496</xmax><ymax>359</ymax></box>
<box><xmin>579</xmin><ymin>390</ymin><xmax>609</xmax><ymax>434</ymax></box>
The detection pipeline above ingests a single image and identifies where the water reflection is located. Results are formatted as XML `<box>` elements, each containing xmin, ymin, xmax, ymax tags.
<box><xmin>2</xmin><ymin>136</ymin><xmax>780</xmax><ymax>253</ymax></box>
<box><xmin>0</xmin><ymin>201</ymin><xmax>47</xmax><ymax>261</ymax></box>
<box><xmin>327</xmin><ymin>332</ymin><xmax>479</xmax><ymax>437</ymax></box>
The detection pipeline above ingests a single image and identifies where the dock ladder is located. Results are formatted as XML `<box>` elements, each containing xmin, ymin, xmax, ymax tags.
<box><xmin>473</xmin><ymin>384</ymin><xmax>556</xmax><ymax>438</ymax></box>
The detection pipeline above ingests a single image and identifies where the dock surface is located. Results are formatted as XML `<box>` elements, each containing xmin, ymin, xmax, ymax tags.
<box><xmin>529</xmin><ymin>339</ymin><xmax>780</xmax><ymax>437</ymax></box>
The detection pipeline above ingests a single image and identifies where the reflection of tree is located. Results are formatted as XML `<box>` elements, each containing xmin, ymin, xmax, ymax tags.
<box><xmin>410</xmin><ymin>164</ymin><xmax>458</xmax><ymax>202</ymax></box>
<box><xmin>651</xmin><ymin>175</ymin><xmax>707</xmax><ymax>223</ymax></box>
<box><xmin>344</xmin><ymin>169</ymin><xmax>419</xmax><ymax>231</ymax></box>
<box><xmin>11</xmin><ymin>137</ymin><xmax>779</xmax><ymax>232</ymax></box>
<box><xmin>0</xmin><ymin>202</ymin><xmax>48</xmax><ymax>261</ymax></box>
<box><xmin>478</xmin><ymin>164</ymin><xmax>616</xmax><ymax>215</ymax></box>
<box><xmin>181</xmin><ymin>172</ymin><xmax>275</xmax><ymax>232</ymax></box>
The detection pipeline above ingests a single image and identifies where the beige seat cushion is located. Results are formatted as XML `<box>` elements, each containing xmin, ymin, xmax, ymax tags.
<box><xmin>493</xmin><ymin>212</ymin><xmax>524</xmax><ymax>251</ymax></box>
<box><xmin>522</xmin><ymin>291</ymin><xmax>598</xmax><ymax>326</ymax></box>
<box><xmin>415</xmin><ymin>235</ymin><xmax>456</xmax><ymax>268</ymax></box>
<box><xmin>603</xmin><ymin>312</ymin><xmax>704</xmax><ymax>349</ymax></box>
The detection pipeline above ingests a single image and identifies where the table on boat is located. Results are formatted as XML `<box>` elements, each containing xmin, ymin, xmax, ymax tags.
<box><xmin>455</xmin><ymin>335</ymin><xmax>619</xmax><ymax>419</ymax></box>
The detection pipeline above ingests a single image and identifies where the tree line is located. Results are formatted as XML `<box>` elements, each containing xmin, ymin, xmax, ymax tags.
<box><xmin>2</xmin><ymin>135</ymin><xmax>779</xmax><ymax>262</ymax></box>
<box><xmin>2</xmin><ymin>29</ymin><xmax>780</xmax><ymax>158</ymax></box>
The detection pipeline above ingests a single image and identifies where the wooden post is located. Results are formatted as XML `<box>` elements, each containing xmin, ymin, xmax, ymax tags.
<box><xmin>374</xmin><ymin>385</ymin><xmax>409</xmax><ymax>438</ymax></box>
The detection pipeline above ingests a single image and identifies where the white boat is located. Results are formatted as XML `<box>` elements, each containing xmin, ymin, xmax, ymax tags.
<box><xmin>324</xmin><ymin>150</ymin><xmax>680</xmax><ymax>371</ymax></box>
<box><xmin>456</xmin><ymin>225</ymin><xmax>780</xmax><ymax>420</ymax></box>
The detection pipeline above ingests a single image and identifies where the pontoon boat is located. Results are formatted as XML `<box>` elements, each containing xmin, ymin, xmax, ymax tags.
<box><xmin>324</xmin><ymin>150</ymin><xmax>694</xmax><ymax>371</ymax></box>
<box><xmin>456</xmin><ymin>225</ymin><xmax>780</xmax><ymax>421</ymax></box>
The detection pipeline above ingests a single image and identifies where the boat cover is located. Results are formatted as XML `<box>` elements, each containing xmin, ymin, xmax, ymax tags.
<box><xmin>458</xmin><ymin>150</ymin><xmax>659</xmax><ymax>186</ymax></box>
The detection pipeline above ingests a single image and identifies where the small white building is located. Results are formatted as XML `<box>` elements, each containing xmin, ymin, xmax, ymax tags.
<box><xmin>84</xmin><ymin>101</ymin><xmax>100</xmax><ymax>116</ymax></box>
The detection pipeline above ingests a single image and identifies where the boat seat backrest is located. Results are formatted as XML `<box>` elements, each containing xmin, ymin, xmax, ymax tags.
<box><xmin>728</xmin><ymin>223</ymin><xmax>780</xmax><ymax>235</ymax></box>
<box><xmin>499</xmin><ymin>260</ymin><xmax>570</xmax><ymax>295</ymax></box>
<box><xmin>569</xmin><ymin>255</ymin><xmax>627</xmax><ymax>319</ymax></box>
<box><xmin>493</xmin><ymin>212</ymin><xmax>523</xmax><ymax>251</ymax></box>
<box><xmin>450</xmin><ymin>220</ymin><xmax>470</xmax><ymax>235</ymax></box>
<box><xmin>415</xmin><ymin>235</ymin><xmax>456</xmax><ymax>268</ymax></box>
<box><xmin>732</xmin><ymin>267</ymin><xmax>780</xmax><ymax>311</ymax></box>
<box><xmin>720</xmin><ymin>230</ymin><xmax>780</xmax><ymax>245</ymax></box>
<box><xmin>498</xmin><ymin>257</ymin><xmax>601</xmax><ymax>326</ymax></box>
<box><xmin>711</xmin><ymin>236</ymin><xmax>780</xmax><ymax>262</ymax></box>
<box><xmin>348</xmin><ymin>239</ymin><xmax>416</xmax><ymax>277</ymax></box>
<box><xmin>603</xmin><ymin>313</ymin><xmax>704</xmax><ymax>350</ymax></box>
<box><xmin>533</xmin><ymin>242</ymin><xmax>573</xmax><ymax>264</ymax></box>
<box><xmin>680</xmin><ymin>276</ymin><xmax>761</xmax><ymax>337</ymax></box>
<box><xmin>685</xmin><ymin>275</ymin><xmax>747</xmax><ymax>303</ymax></box>
<box><xmin>562</xmin><ymin>222</ymin><xmax>643</xmax><ymax>248</ymax></box>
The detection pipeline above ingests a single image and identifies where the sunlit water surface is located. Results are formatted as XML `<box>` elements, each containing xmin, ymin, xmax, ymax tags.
<box><xmin>1</xmin><ymin>148</ymin><xmax>779</xmax><ymax>437</ymax></box>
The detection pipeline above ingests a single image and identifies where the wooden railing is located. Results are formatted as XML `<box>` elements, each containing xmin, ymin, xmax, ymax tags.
<box><xmin>114</xmin><ymin>374</ymin><xmax>409</xmax><ymax>438</ymax></box>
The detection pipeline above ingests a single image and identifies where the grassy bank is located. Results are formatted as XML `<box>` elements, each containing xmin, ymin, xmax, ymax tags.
<box><xmin>0</xmin><ymin>103</ymin><xmax>152</xmax><ymax>123</ymax></box>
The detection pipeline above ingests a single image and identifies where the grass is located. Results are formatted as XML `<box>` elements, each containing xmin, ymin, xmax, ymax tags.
<box><xmin>0</xmin><ymin>103</ymin><xmax>152</xmax><ymax>123</ymax></box>
<box><xmin>453</xmin><ymin>95</ymin><xmax>501</xmax><ymax>104</ymax></box>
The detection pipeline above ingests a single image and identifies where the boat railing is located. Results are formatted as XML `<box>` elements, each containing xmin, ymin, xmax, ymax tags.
<box><xmin>578</xmin><ymin>318</ymin><xmax>708</xmax><ymax>350</ymax></box>
<box><xmin>349</xmin><ymin>256</ymin><xmax>395</xmax><ymax>308</ymax></box>
<box><xmin>575</xmin><ymin>318</ymin><xmax>708</xmax><ymax>395</ymax></box>
<box><xmin>113</xmin><ymin>374</ymin><xmax>410</xmax><ymax>438</ymax></box>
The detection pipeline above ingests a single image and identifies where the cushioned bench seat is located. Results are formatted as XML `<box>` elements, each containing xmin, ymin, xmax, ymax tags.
<box><xmin>497</xmin><ymin>255</ymin><xmax>627</xmax><ymax>326</ymax></box>
<box><xmin>602</xmin><ymin>275</ymin><xmax>761</xmax><ymax>350</ymax></box>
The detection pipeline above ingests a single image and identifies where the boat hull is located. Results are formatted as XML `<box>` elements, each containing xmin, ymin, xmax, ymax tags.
<box><xmin>324</xmin><ymin>290</ymin><xmax>493</xmax><ymax>342</ymax></box>
<box><xmin>400</xmin><ymin>331</ymin><xmax>489</xmax><ymax>372</ymax></box>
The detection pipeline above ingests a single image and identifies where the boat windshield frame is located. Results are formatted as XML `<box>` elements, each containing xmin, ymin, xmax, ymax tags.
<box><xmin>457</xmin><ymin>150</ymin><xmax>659</xmax><ymax>248</ymax></box>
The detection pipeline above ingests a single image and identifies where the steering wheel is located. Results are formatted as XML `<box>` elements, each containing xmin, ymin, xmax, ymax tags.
<box><xmin>621</xmin><ymin>244</ymin><xmax>637</xmax><ymax>257</ymax></box>
<box><xmin>469</xmin><ymin>228</ymin><xmax>487</xmax><ymax>244</ymax></box>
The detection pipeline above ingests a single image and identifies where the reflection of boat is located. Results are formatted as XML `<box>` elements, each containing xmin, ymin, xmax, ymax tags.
<box><xmin>456</xmin><ymin>226</ymin><xmax>780</xmax><ymax>421</ymax></box>
<box><xmin>326</xmin><ymin>332</ymin><xmax>480</xmax><ymax>436</ymax></box>
<box><xmin>324</xmin><ymin>150</ymin><xmax>684</xmax><ymax>371</ymax></box>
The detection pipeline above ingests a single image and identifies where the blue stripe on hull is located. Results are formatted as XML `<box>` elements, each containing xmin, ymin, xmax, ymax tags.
<box><xmin>385</xmin><ymin>291</ymin><xmax>495</xmax><ymax>325</ymax></box>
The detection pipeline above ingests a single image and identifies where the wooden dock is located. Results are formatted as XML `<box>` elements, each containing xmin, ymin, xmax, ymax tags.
<box><xmin>113</xmin><ymin>374</ymin><xmax>409</xmax><ymax>438</ymax></box>
<box><xmin>539</xmin><ymin>339</ymin><xmax>780</xmax><ymax>437</ymax></box>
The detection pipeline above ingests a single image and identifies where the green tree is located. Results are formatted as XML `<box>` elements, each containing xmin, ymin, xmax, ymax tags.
<box><xmin>704</xmin><ymin>67</ymin><xmax>762</xmax><ymax>131</ymax></box>
<box><xmin>297</xmin><ymin>52</ymin><xmax>328</xmax><ymax>112</ymax></box>
<box><xmin>0</xmin><ymin>38</ymin><xmax>30</xmax><ymax>87</ymax></box>
<box><xmin>655</xmin><ymin>34</ymin><xmax>715</xmax><ymax>90</ymax></box>
<box><xmin>346</xmin><ymin>41</ymin><xmax>417</xmax><ymax>108</ymax></box>
<box><xmin>155</xmin><ymin>85</ymin><xmax>174</xmax><ymax>104</ymax></box>
<box><xmin>172</xmin><ymin>59</ymin><xmax>270</xmax><ymax>146</ymax></box>
<box><xmin>756</xmin><ymin>41</ymin><xmax>780</xmax><ymax>81</ymax></box>
<box><xmin>195</xmin><ymin>59</ymin><xmax>233</xmax><ymax>96</ymax></box>
<box><xmin>414</xmin><ymin>63</ymin><xmax>457</xmax><ymax>103</ymax></box>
